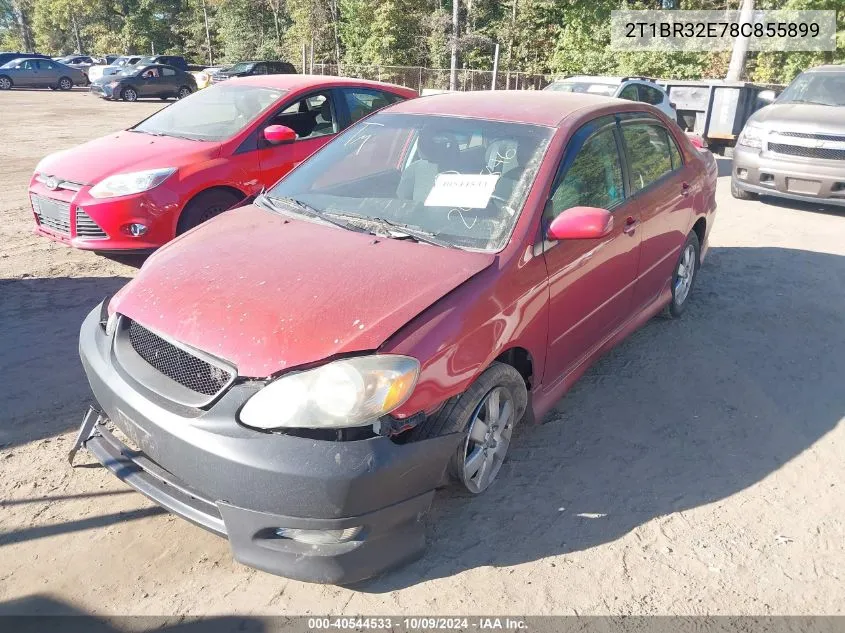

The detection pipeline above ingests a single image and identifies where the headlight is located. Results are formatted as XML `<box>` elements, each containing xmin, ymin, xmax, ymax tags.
<box><xmin>89</xmin><ymin>168</ymin><xmax>176</xmax><ymax>199</ymax></box>
<box><xmin>240</xmin><ymin>355</ymin><xmax>420</xmax><ymax>430</ymax></box>
<box><xmin>737</xmin><ymin>123</ymin><xmax>763</xmax><ymax>149</ymax></box>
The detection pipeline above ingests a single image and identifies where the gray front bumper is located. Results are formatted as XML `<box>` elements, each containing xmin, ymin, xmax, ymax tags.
<box><xmin>732</xmin><ymin>144</ymin><xmax>845</xmax><ymax>207</ymax></box>
<box><xmin>77</xmin><ymin>304</ymin><xmax>462</xmax><ymax>583</ymax></box>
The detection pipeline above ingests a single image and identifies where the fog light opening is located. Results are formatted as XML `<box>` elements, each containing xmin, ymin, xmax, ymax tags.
<box><xmin>122</xmin><ymin>223</ymin><xmax>148</xmax><ymax>237</ymax></box>
<box><xmin>274</xmin><ymin>526</ymin><xmax>363</xmax><ymax>545</ymax></box>
<box><xmin>759</xmin><ymin>173</ymin><xmax>774</xmax><ymax>185</ymax></box>
<box><xmin>736</xmin><ymin>168</ymin><xmax>748</xmax><ymax>180</ymax></box>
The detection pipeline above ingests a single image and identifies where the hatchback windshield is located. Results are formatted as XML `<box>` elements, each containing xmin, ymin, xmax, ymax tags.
<box><xmin>266</xmin><ymin>112</ymin><xmax>553</xmax><ymax>251</ymax></box>
<box><xmin>545</xmin><ymin>81</ymin><xmax>617</xmax><ymax>96</ymax></box>
<box><xmin>132</xmin><ymin>83</ymin><xmax>285</xmax><ymax>141</ymax></box>
<box><xmin>777</xmin><ymin>71</ymin><xmax>845</xmax><ymax>107</ymax></box>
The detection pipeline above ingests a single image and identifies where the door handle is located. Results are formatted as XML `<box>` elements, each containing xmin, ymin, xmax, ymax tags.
<box><xmin>622</xmin><ymin>216</ymin><xmax>639</xmax><ymax>235</ymax></box>
<box><xmin>681</xmin><ymin>181</ymin><xmax>691</xmax><ymax>196</ymax></box>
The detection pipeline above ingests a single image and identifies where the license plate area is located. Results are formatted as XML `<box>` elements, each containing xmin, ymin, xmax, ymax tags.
<box><xmin>786</xmin><ymin>178</ymin><xmax>821</xmax><ymax>195</ymax></box>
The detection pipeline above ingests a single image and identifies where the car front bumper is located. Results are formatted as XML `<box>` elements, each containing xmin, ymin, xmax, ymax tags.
<box><xmin>77</xmin><ymin>305</ymin><xmax>462</xmax><ymax>584</ymax></box>
<box><xmin>732</xmin><ymin>144</ymin><xmax>845</xmax><ymax>207</ymax></box>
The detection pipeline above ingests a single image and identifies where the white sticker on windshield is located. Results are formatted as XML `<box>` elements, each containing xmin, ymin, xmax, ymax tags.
<box><xmin>424</xmin><ymin>174</ymin><xmax>500</xmax><ymax>209</ymax></box>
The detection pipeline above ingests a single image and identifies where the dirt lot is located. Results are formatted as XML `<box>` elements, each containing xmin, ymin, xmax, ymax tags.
<box><xmin>1</xmin><ymin>89</ymin><xmax>844</xmax><ymax>617</ymax></box>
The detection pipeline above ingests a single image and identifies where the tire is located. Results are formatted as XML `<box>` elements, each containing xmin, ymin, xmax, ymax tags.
<box><xmin>159</xmin><ymin>96</ymin><xmax>169</xmax><ymax>101</ymax></box>
<box><xmin>663</xmin><ymin>231</ymin><xmax>700</xmax><ymax>319</ymax></box>
<box><xmin>412</xmin><ymin>361</ymin><xmax>528</xmax><ymax>494</ymax></box>
<box><xmin>731</xmin><ymin>177</ymin><xmax>756</xmax><ymax>200</ymax></box>
<box><xmin>177</xmin><ymin>85</ymin><xmax>192</xmax><ymax>99</ymax></box>
<box><xmin>121</xmin><ymin>87</ymin><xmax>138</xmax><ymax>102</ymax></box>
<box><xmin>176</xmin><ymin>189</ymin><xmax>243</xmax><ymax>234</ymax></box>
<box><xmin>49</xmin><ymin>85</ymin><xmax>57</xmax><ymax>91</ymax></box>
<box><xmin>58</xmin><ymin>76</ymin><xmax>73</xmax><ymax>91</ymax></box>
<box><xmin>0</xmin><ymin>75</ymin><xmax>12</xmax><ymax>90</ymax></box>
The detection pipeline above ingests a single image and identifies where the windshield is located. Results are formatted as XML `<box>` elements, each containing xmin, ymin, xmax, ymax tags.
<box><xmin>777</xmin><ymin>71</ymin><xmax>845</xmax><ymax>107</ymax></box>
<box><xmin>266</xmin><ymin>112</ymin><xmax>553</xmax><ymax>251</ymax></box>
<box><xmin>0</xmin><ymin>60</ymin><xmax>19</xmax><ymax>69</ymax></box>
<box><xmin>226</xmin><ymin>62</ymin><xmax>255</xmax><ymax>74</ymax></box>
<box><xmin>132</xmin><ymin>83</ymin><xmax>285</xmax><ymax>141</ymax></box>
<box><xmin>545</xmin><ymin>81</ymin><xmax>617</xmax><ymax>96</ymax></box>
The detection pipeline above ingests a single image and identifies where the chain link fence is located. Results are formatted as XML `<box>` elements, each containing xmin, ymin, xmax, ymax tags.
<box><xmin>295</xmin><ymin>63</ymin><xmax>555</xmax><ymax>93</ymax></box>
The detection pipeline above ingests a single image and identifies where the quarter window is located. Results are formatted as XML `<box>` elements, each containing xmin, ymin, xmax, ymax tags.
<box><xmin>668</xmin><ymin>132</ymin><xmax>683</xmax><ymax>169</ymax></box>
<box><xmin>550</xmin><ymin>127</ymin><xmax>624</xmax><ymax>217</ymax></box>
<box><xmin>640</xmin><ymin>85</ymin><xmax>665</xmax><ymax>105</ymax></box>
<box><xmin>618</xmin><ymin>84</ymin><xmax>639</xmax><ymax>101</ymax></box>
<box><xmin>621</xmin><ymin>122</ymin><xmax>673</xmax><ymax>192</ymax></box>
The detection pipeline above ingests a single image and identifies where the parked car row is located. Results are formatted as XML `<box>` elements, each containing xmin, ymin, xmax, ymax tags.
<box><xmin>0</xmin><ymin>56</ymin><xmax>88</xmax><ymax>90</ymax></box>
<box><xmin>30</xmin><ymin>72</ymin><xmax>718</xmax><ymax>583</ymax></box>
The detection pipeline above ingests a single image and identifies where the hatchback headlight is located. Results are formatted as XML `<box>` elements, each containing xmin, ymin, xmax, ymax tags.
<box><xmin>737</xmin><ymin>123</ymin><xmax>764</xmax><ymax>149</ymax></box>
<box><xmin>89</xmin><ymin>168</ymin><xmax>176</xmax><ymax>199</ymax></box>
<box><xmin>240</xmin><ymin>355</ymin><xmax>420</xmax><ymax>430</ymax></box>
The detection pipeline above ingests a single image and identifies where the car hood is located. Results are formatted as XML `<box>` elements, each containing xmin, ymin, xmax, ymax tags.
<box><xmin>749</xmin><ymin>102</ymin><xmax>845</xmax><ymax>133</ymax></box>
<box><xmin>111</xmin><ymin>204</ymin><xmax>496</xmax><ymax>377</ymax></box>
<box><xmin>36</xmin><ymin>131</ymin><xmax>219</xmax><ymax>185</ymax></box>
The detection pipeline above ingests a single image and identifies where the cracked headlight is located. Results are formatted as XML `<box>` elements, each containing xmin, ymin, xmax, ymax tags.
<box><xmin>89</xmin><ymin>167</ymin><xmax>176</xmax><ymax>199</ymax></box>
<box><xmin>239</xmin><ymin>355</ymin><xmax>420</xmax><ymax>430</ymax></box>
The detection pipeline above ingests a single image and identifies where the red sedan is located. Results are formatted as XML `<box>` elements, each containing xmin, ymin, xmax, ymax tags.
<box><xmin>73</xmin><ymin>91</ymin><xmax>717</xmax><ymax>583</ymax></box>
<box><xmin>29</xmin><ymin>75</ymin><xmax>417</xmax><ymax>251</ymax></box>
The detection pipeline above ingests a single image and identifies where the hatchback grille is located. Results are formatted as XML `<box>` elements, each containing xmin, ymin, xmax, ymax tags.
<box><xmin>768</xmin><ymin>143</ymin><xmax>845</xmax><ymax>161</ymax></box>
<box><xmin>128</xmin><ymin>320</ymin><xmax>234</xmax><ymax>398</ymax></box>
<box><xmin>31</xmin><ymin>195</ymin><xmax>71</xmax><ymax>235</ymax></box>
<box><xmin>75</xmin><ymin>208</ymin><xmax>107</xmax><ymax>239</ymax></box>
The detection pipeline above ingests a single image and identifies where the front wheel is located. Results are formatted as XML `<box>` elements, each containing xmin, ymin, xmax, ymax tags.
<box><xmin>0</xmin><ymin>75</ymin><xmax>13</xmax><ymax>90</ymax></box>
<box><xmin>58</xmin><ymin>76</ymin><xmax>73</xmax><ymax>91</ymax></box>
<box><xmin>663</xmin><ymin>231</ymin><xmax>700</xmax><ymax>319</ymax></box>
<box><xmin>177</xmin><ymin>86</ymin><xmax>192</xmax><ymax>99</ymax></box>
<box><xmin>176</xmin><ymin>189</ymin><xmax>243</xmax><ymax>234</ymax></box>
<box><xmin>412</xmin><ymin>361</ymin><xmax>528</xmax><ymax>494</ymax></box>
<box><xmin>731</xmin><ymin>178</ymin><xmax>756</xmax><ymax>200</ymax></box>
<box><xmin>121</xmin><ymin>87</ymin><xmax>138</xmax><ymax>102</ymax></box>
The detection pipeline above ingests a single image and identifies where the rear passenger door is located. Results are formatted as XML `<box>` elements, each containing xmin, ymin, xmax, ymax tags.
<box><xmin>618</xmin><ymin>112</ymin><xmax>694</xmax><ymax>312</ymax></box>
<box><xmin>36</xmin><ymin>60</ymin><xmax>60</xmax><ymax>86</ymax></box>
<box><xmin>160</xmin><ymin>67</ymin><xmax>179</xmax><ymax>95</ymax></box>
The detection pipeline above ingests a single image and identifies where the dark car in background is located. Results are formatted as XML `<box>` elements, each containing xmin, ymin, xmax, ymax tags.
<box><xmin>0</xmin><ymin>51</ymin><xmax>51</xmax><ymax>66</ymax></box>
<box><xmin>55</xmin><ymin>55</ymin><xmax>97</xmax><ymax>70</ymax></box>
<box><xmin>212</xmin><ymin>60</ymin><xmax>295</xmax><ymax>82</ymax></box>
<box><xmin>90</xmin><ymin>63</ymin><xmax>197</xmax><ymax>101</ymax></box>
<box><xmin>0</xmin><ymin>57</ymin><xmax>88</xmax><ymax>90</ymax></box>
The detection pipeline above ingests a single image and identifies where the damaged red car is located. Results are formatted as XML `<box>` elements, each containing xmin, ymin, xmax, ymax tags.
<box><xmin>74</xmin><ymin>91</ymin><xmax>717</xmax><ymax>584</ymax></box>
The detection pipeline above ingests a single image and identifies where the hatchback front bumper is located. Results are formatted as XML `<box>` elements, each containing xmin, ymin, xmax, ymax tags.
<box><xmin>77</xmin><ymin>305</ymin><xmax>462</xmax><ymax>584</ymax></box>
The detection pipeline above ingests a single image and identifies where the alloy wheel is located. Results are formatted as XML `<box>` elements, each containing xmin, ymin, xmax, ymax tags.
<box><xmin>461</xmin><ymin>386</ymin><xmax>515</xmax><ymax>494</ymax></box>
<box><xmin>59</xmin><ymin>78</ymin><xmax>72</xmax><ymax>90</ymax></box>
<box><xmin>674</xmin><ymin>244</ymin><xmax>696</xmax><ymax>306</ymax></box>
<box><xmin>0</xmin><ymin>77</ymin><xmax>11</xmax><ymax>90</ymax></box>
<box><xmin>178</xmin><ymin>87</ymin><xmax>191</xmax><ymax>99</ymax></box>
<box><xmin>123</xmin><ymin>88</ymin><xmax>137</xmax><ymax>102</ymax></box>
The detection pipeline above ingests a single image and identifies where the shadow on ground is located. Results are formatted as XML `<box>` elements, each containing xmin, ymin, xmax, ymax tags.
<box><xmin>0</xmin><ymin>276</ymin><xmax>130</xmax><ymax>448</ymax></box>
<box><xmin>357</xmin><ymin>245</ymin><xmax>845</xmax><ymax>590</ymax></box>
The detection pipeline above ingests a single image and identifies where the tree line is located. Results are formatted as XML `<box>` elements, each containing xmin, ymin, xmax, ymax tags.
<box><xmin>1</xmin><ymin>0</ymin><xmax>842</xmax><ymax>84</ymax></box>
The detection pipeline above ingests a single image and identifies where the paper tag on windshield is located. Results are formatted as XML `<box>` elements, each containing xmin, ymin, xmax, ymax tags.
<box><xmin>424</xmin><ymin>174</ymin><xmax>500</xmax><ymax>209</ymax></box>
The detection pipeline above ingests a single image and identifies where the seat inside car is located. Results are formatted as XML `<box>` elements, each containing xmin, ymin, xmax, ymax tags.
<box><xmin>397</xmin><ymin>133</ymin><xmax>461</xmax><ymax>203</ymax></box>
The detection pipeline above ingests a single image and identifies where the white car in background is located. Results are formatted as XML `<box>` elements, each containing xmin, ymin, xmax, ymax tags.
<box><xmin>544</xmin><ymin>75</ymin><xmax>678</xmax><ymax>122</ymax></box>
<box><xmin>87</xmin><ymin>55</ymin><xmax>143</xmax><ymax>82</ymax></box>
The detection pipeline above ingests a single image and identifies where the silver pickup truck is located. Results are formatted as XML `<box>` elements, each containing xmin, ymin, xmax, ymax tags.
<box><xmin>732</xmin><ymin>65</ymin><xmax>845</xmax><ymax>207</ymax></box>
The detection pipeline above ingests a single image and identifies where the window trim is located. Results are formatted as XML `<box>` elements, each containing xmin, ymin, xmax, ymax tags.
<box><xmin>616</xmin><ymin>112</ymin><xmax>683</xmax><ymax>198</ymax></box>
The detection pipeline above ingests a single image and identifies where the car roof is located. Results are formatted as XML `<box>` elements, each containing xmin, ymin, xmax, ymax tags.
<box><xmin>386</xmin><ymin>90</ymin><xmax>626</xmax><ymax>127</ymax></box>
<box><xmin>226</xmin><ymin>73</ymin><xmax>413</xmax><ymax>94</ymax></box>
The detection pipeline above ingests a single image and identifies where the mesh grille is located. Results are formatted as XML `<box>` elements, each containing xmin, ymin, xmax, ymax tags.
<box><xmin>75</xmin><ymin>208</ymin><xmax>108</xmax><ymax>239</ymax></box>
<box><xmin>768</xmin><ymin>143</ymin><xmax>845</xmax><ymax>161</ymax></box>
<box><xmin>777</xmin><ymin>131</ymin><xmax>845</xmax><ymax>142</ymax></box>
<box><xmin>128</xmin><ymin>320</ymin><xmax>233</xmax><ymax>397</ymax></box>
<box><xmin>32</xmin><ymin>195</ymin><xmax>71</xmax><ymax>235</ymax></box>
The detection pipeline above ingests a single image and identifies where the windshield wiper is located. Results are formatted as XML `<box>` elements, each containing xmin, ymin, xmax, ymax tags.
<box><xmin>325</xmin><ymin>212</ymin><xmax>453</xmax><ymax>248</ymax></box>
<box><xmin>261</xmin><ymin>195</ymin><xmax>367</xmax><ymax>233</ymax></box>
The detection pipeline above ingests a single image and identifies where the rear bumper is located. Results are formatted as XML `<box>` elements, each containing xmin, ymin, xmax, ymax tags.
<box><xmin>732</xmin><ymin>144</ymin><xmax>845</xmax><ymax>207</ymax></box>
<box><xmin>77</xmin><ymin>305</ymin><xmax>461</xmax><ymax>583</ymax></box>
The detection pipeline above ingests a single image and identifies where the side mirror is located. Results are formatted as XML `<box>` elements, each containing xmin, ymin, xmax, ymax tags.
<box><xmin>263</xmin><ymin>124</ymin><xmax>297</xmax><ymax>145</ymax></box>
<box><xmin>756</xmin><ymin>89</ymin><xmax>776</xmax><ymax>107</ymax></box>
<box><xmin>546</xmin><ymin>206</ymin><xmax>614</xmax><ymax>241</ymax></box>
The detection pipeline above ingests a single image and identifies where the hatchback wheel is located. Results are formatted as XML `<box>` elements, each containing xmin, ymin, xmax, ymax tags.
<box><xmin>664</xmin><ymin>231</ymin><xmax>700</xmax><ymax>319</ymax></box>
<box><xmin>176</xmin><ymin>189</ymin><xmax>243</xmax><ymax>235</ymax></box>
<box><xmin>58</xmin><ymin>77</ymin><xmax>73</xmax><ymax>91</ymax></box>
<box><xmin>412</xmin><ymin>361</ymin><xmax>528</xmax><ymax>494</ymax></box>
<box><xmin>121</xmin><ymin>87</ymin><xmax>138</xmax><ymax>102</ymax></box>
<box><xmin>0</xmin><ymin>76</ymin><xmax>12</xmax><ymax>90</ymax></box>
<box><xmin>178</xmin><ymin>86</ymin><xmax>192</xmax><ymax>99</ymax></box>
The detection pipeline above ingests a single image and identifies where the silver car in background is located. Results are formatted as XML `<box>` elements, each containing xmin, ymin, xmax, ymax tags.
<box><xmin>544</xmin><ymin>75</ymin><xmax>678</xmax><ymax>121</ymax></box>
<box><xmin>87</xmin><ymin>55</ymin><xmax>143</xmax><ymax>83</ymax></box>
<box><xmin>0</xmin><ymin>57</ymin><xmax>88</xmax><ymax>90</ymax></box>
<box><xmin>732</xmin><ymin>65</ymin><xmax>845</xmax><ymax>206</ymax></box>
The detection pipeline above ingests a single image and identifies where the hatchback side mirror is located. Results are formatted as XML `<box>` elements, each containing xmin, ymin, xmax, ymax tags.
<box><xmin>546</xmin><ymin>206</ymin><xmax>614</xmax><ymax>240</ymax></box>
<box><xmin>263</xmin><ymin>124</ymin><xmax>297</xmax><ymax>145</ymax></box>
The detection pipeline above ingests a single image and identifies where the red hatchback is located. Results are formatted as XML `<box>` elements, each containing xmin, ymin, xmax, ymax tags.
<box><xmin>73</xmin><ymin>91</ymin><xmax>717</xmax><ymax>583</ymax></box>
<box><xmin>29</xmin><ymin>75</ymin><xmax>417</xmax><ymax>251</ymax></box>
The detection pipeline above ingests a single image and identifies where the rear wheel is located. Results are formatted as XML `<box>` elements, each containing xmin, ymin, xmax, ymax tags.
<box><xmin>0</xmin><ymin>75</ymin><xmax>13</xmax><ymax>90</ymax></box>
<box><xmin>58</xmin><ymin>76</ymin><xmax>73</xmax><ymax>91</ymax></box>
<box><xmin>121</xmin><ymin>87</ymin><xmax>138</xmax><ymax>102</ymax></box>
<box><xmin>412</xmin><ymin>362</ymin><xmax>528</xmax><ymax>494</ymax></box>
<box><xmin>176</xmin><ymin>189</ymin><xmax>243</xmax><ymax>234</ymax></box>
<box><xmin>178</xmin><ymin>86</ymin><xmax>192</xmax><ymax>99</ymax></box>
<box><xmin>663</xmin><ymin>231</ymin><xmax>700</xmax><ymax>319</ymax></box>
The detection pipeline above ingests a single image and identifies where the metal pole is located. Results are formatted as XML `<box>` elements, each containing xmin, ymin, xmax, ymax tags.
<box><xmin>449</xmin><ymin>0</ymin><xmax>459</xmax><ymax>90</ymax></box>
<box><xmin>726</xmin><ymin>0</ymin><xmax>754</xmax><ymax>80</ymax></box>
<box><xmin>491</xmin><ymin>42</ymin><xmax>499</xmax><ymax>90</ymax></box>
<box><xmin>309</xmin><ymin>39</ymin><xmax>314</xmax><ymax>74</ymax></box>
<box><xmin>301</xmin><ymin>42</ymin><xmax>306</xmax><ymax>73</ymax></box>
<box><xmin>201</xmin><ymin>0</ymin><xmax>213</xmax><ymax>65</ymax></box>
<box><xmin>418</xmin><ymin>66</ymin><xmax>423</xmax><ymax>93</ymax></box>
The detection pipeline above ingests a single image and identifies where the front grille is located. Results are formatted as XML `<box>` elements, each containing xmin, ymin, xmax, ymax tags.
<box><xmin>35</xmin><ymin>174</ymin><xmax>83</xmax><ymax>191</ymax></box>
<box><xmin>75</xmin><ymin>208</ymin><xmax>107</xmax><ymax>239</ymax></box>
<box><xmin>128</xmin><ymin>320</ymin><xmax>234</xmax><ymax>397</ymax></box>
<box><xmin>777</xmin><ymin>131</ymin><xmax>845</xmax><ymax>142</ymax></box>
<box><xmin>31</xmin><ymin>194</ymin><xmax>71</xmax><ymax>234</ymax></box>
<box><xmin>768</xmin><ymin>143</ymin><xmax>845</xmax><ymax>161</ymax></box>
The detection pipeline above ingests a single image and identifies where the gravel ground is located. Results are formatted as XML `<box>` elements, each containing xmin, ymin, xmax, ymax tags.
<box><xmin>1</xmin><ymin>90</ymin><xmax>844</xmax><ymax>617</ymax></box>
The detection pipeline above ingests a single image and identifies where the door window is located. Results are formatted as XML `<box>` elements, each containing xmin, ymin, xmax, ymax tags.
<box><xmin>668</xmin><ymin>132</ymin><xmax>683</xmax><ymax>169</ymax></box>
<box><xmin>549</xmin><ymin>127</ymin><xmax>624</xmax><ymax>217</ymax></box>
<box><xmin>621</xmin><ymin>121</ymin><xmax>674</xmax><ymax>192</ymax></box>
<box><xmin>618</xmin><ymin>84</ymin><xmax>639</xmax><ymax>101</ymax></box>
<box><xmin>254</xmin><ymin>63</ymin><xmax>268</xmax><ymax>75</ymax></box>
<box><xmin>271</xmin><ymin>92</ymin><xmax>336</xmax><ymax>140</ymax></box>
<box><xmin>162</xmin><ymin>67</ymin><xmax>176</xmax><ymax>77</ymax></box>
<box><xmin>142</xmin><ymin>68</ymin><xmax>160</xmax><ymax>79</ymax></box>
<box><xmin>38</xmin><ymin>60</ymin><xmax>55</xmax><ymax>70</ymax></box>
<box><xmin>342</xmin><ymin>89</ymin><xmax>405</xmax><ymax>124</ymax></box>
<box><xmin>639</xmin><ymin>85</ymin><xmax>665</xmax><ymax>105</ymax></box>
<box><xmin>21</xmin><ymin>60</ymin><xmax>37</xmax><ymax>70</ymax></box>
